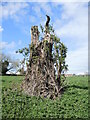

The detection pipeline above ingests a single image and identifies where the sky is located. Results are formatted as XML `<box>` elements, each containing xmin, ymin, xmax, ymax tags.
<box><xmin>0</xmin><ymin>0</ymin><xmax>89</xmax><ymax>74</ymax></box>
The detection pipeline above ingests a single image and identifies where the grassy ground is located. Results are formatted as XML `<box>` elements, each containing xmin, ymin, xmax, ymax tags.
<box><xmin>1</xmin><ymin>75</ymin><xmax>88</xmax><ymax>118</ymax></box>
<box><xmin>1</xmin><ymin>76</ymin><xmax>24</xmax><ymax>88</ymax></box>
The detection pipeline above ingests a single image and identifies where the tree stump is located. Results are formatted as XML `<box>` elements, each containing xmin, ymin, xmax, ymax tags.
<box><xmin>21</xmin><ymin>26</ymin><xmax>60</xmax><ymax>99</ymax></box>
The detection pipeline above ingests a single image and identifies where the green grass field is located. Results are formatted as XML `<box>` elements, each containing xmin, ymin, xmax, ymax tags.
<box><xmin>1</xmin><ymin>75</ymin><xmax>88</xmax><ymax>118</ymax></box>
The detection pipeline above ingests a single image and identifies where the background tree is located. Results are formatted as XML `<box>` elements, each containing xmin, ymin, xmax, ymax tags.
<box><xmin>0</xmin><ymin>54</ymin><xmax>19</xmax><ymax>75</ymax></box>
<box><xmin>16</xmin><ymin>47</ymin><xmax>30</xmax><ymax>74</ymax></box>
<box><xmin>17</xmin><ymin>59</ymin><xmax>26</xmax><ymax>75</ymax></box>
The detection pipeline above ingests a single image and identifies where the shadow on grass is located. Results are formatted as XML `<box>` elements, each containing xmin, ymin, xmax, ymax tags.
<box><xmin>2</xmin><ymin>80</ymin><xmax>5</xmax><ymax>82</ymax></box>
<box><xmin>68</xmin><ymin>85</ymin><xmax>88</xmax><ymax>90</ymax></box>
<box><xmin>60</xmin><ymin>85</ymin><xmax>88</xmax><ymax>96</ymax></box>
<box><xmin>62</xmin><ymin>85</ymin><xmax>88</xmax><ymax>93</ymax></box>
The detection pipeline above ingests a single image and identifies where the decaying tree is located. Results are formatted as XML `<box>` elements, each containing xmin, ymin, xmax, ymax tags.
<box><xmin>19</xmin><ymin>16</ymin><xmax>68</xmax><ymax>99</ymax></box>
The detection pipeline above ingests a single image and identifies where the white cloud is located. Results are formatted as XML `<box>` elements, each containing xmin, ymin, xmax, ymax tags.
<box><xmin>66</xmin><ymin>46</ymin><xmax>88</xmax><ymax>74</ymax></box>
<box><xmin>32</xmin><ymin>2</ymin><xmax>53</xmax><ymax>19</ymax></box>
<box><xmin>0</xmin><ymin>41</ymin><xmax>16</xmax><ymax>50</ymax></box>
<box><xmin>18</xmin><ymin>40</ymin><xmax>22</xmax><ymax>45</ymax></box>
<box><xmin>0</xmin><ymin>2</ymin><xmax>29</xmax><ymax>21</ymax></box>
<box><xmin>0</xmin><ymin>41</ymin><xmax>23</xmax><ymax>61</ymax></box>
<box><xmin>1</xmin><ymin>0</ymin><xmax>89</xmax><ymax>2</ymax></box>
<box><xmin>55</xmin><ymin>3</ymin><xmax>88</xmax><ymax>40</ymax></box>
<box><xmin>0</xmin><ymin>26</ymin><xmax>4</xmax><ymax>32</ymax></box>
<box><xmin>38</xmin><ymin>3</ymin><xmax>53</xmax><ymax>16</ymax></box>
<box><xmin>54</xmin><ymin>3</ymin><xmax>88</xmax><ymax>39</ymax></box>
<box><xmin>0</xmin><ymin>40</ymin><xmax>22</xmax><ymax>52</ymax></box>
<box><xmin>32</xmin><ymin>5</ymin><xmax>42</xmax><ymax>18</ymax></box>
<box><xmin>53</xmin><ymin>3</ymin><xmax>88</xmax><ymax>74</ymax></box>
<box><xmin>29</xmin><ymin>15</ymin><xmax>36</xmax><ymax>23</ymax></box>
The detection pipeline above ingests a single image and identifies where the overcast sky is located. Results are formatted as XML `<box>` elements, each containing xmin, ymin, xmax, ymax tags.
<box><xmin>0</xmin><ymin>0</ymin><xmax>88</xmax><ymax>74</ymax></box>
